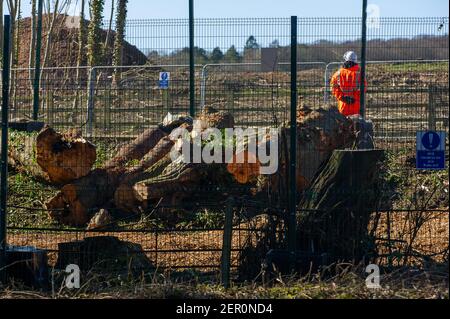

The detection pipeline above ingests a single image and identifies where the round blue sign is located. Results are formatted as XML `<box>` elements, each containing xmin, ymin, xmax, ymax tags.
<box><xmin>422</xmin><ymin>131</ymin><xmax>441</xmax><ymax>150</ymax></box>
<box><xmin>161</xmin><ymin>72</ymin><xmax>168</xmax><ymax>81</ymax></box>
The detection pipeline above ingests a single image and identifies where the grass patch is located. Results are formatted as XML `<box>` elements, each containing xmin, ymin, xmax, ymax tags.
<box><xmin>0</xmin><ymin>266</ymin><xmax>447</xmax><ymax>299</ymax></box>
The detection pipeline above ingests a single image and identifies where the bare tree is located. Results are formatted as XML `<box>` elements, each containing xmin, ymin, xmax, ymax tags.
<box><xmin>6</xmin><ymin>0</ymin><xmax>20</xmax><ymax>71</ymax></box>
<box><xmin>76</xmin><ymin>0</ymin><xmax>87</xmax><ymax>79</ymax></box>
<box><xmin>104</xmin><ymin>0</ymin><xmax>114</xmax><ymax>57</ymax></box>
<box><xmin>112</xmin><ymin>0</ymin><xmax>127</xmax><ymax>83</ymax></box>
<box><xmin>41</xmin><ymin>0</ymin><xmax>72</xmax><ymax>71</ymax></box>
<box><xmin>29</xmin><ymin>0</ymin><xmax>37</xmax><ymax>91</ymax></box>
<box><xmin>73</xmin><ymin>0</ymin><xmax>86</xmax><ymax>112</ymax></box>
<box><xmin>87</xmin><ymin>0</ymin><xmax>104</xmax><ymax>66</ymax></box>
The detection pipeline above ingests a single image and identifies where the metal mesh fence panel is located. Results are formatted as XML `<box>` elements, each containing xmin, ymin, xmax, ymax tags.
<box><xmin>1</xmin><ymin>17</ymin><xmax>448</xmax><ymax>282</ymax></box>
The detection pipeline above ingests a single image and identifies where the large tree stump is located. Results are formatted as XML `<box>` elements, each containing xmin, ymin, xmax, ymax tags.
<box><xmin>297</xmin><ymin>149</ymin><xmax>385</xmax><ymax>262</ymax></box>
<box><xmin>55</xmin><ymin>236</ymin><xmax>154</xmax><ymax>272</ymax></box>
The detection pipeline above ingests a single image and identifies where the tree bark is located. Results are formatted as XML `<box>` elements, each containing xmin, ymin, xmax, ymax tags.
<box><xmin>35</xmin><ymin>126</ymin><xmax>97</xmax><ymax>185</ymax></box>
<box><xmin>7</xmin><ymin>126</ymin><xmax>97</xmax><ymax>185</ymax></box>
<box><xmin>46</xmin><ymin>116</ymin><xmax>194</xmax><ymax>226</ymax></box>
<box><xmin>297</xmin><ymin>149</ymin><xmax>385</xmax><ymax>262</ymax></box>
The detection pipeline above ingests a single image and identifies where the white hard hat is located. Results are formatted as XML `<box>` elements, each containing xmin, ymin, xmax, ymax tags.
<box><xmin>343</xmin><ymin>51</ymin><xmax>358</xmax><ymax>63</ymax></box>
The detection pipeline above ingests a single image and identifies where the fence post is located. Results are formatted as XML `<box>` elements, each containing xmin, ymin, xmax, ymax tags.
<box><xmin>86</xmin><ymin>67</ymin><xmax>96</xmax><ymax>138</ymax></box>
<box><xmin>32</xmin><ymin>0</ymin><xmax>44</xmax><ymax>121</ymax></box>
<box><xmin>359</xmin><ymin>0</ymin><xmax>368</xmax><ymax>119</ymax></box>
<box><xmin>189</xmin><ymin>0</ymin><xmax>195</xmax><ymax>117</ymax></box>
<box><xmin>428</xmin><ymin>85</ymin><xmax>436</xmax><ymax>131</ymax></box>
<box><xmin>48</xmin><ymin>91</ymin><xmax>54</xmax><ymax>127</ymax></box>
<box><xmin>200</xmin><ymin>65</ymin><xmax>207</xmax><ymax>110</ymax></box>
<box><xmin>324</xmin><ymin>64</ymin><xmax>330</xmax><ymax>103</ymax></box>
<box><xmin>288</xmin><ymin>15</ymin><xmax>298</xmax><ymax>271</ymax></box>
<box><xmin>0</xmin><ymin>14</ymin><xmax>11</xmax><ymax>283</ymax></box>
<box><xmin>221</xmin><ymin>197</ymin><xmax>234</xmax><ymax>288</ymax></box>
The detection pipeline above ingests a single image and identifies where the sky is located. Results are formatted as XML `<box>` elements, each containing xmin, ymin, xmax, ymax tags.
<box><xmin>3</xmin><ymin>0</ymin><xmax>450</xmax><ymax>19</ymax></box>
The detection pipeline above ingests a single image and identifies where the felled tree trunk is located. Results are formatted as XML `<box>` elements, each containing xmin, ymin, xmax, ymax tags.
<box><xmin>47</xmin><ymin>167</ymin><xmax>125</xmax><ymax>226</ymax></box>
<box><xmin>297</xmin><ymin>149</ymin><xmax>385</xmax><ymax>262</ymax></box>
<box><xmin>119</xmin><ymin>106</ymin><xmax>356</xmax><ymax>217</ymax></box>
<box><xmin>7</xmin><ymin>127</ymin><xmax>97</xmax><ymax>185</ymax></box>
<box><xmin>47</xmin><ymin>108</ymin><xmax>233</xmax><ymax>226</ymax></box>
<box><xmin>45</xmin><ymin>127</ymin><xmax>179</xmax><ymax>226</ymax></box>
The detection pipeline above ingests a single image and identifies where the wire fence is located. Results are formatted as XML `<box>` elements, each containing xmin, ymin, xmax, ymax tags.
<box><xmin>1</xmin><ymin>16</ymin><xmax>449</xmax><ymax>286</ymax></box>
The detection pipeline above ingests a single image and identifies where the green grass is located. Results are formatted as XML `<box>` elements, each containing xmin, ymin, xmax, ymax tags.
<box><xmin>1</xmin><ymin>266</ymin><xmax>448</xmax><ymax>299</ymax></box>
<box><xmin>382</xmin><ymin>147</ymin><xmax>449</xmax><ymax>211</ymax></box>
<box><xmin>7</xmin><ymin>172</ymin><xmax>59</xmax><ymax>229</ymax></box>
<box><xmin>370</xmin><ymin>62</ymin><xmax>448</xmax><ymax>73</ymax></box>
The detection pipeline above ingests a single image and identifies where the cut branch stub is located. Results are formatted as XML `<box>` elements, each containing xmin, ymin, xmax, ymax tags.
<box><xmin>227</xmin><ymin>151</ymin><xmax>261</xmax><ymax>184</ymax></box>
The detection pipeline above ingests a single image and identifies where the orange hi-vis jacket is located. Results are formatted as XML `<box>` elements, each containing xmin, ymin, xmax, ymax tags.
<box><xmin>331</xmin><ymin>65</ymin><xmax>367</xmax><ymax>117</ymax></box>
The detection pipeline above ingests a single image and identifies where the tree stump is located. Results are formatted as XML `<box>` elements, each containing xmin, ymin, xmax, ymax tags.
<box><xmin>297</xmin><ymin>149</ymin><xmax>385</xmax><ymax>262</ymax></box>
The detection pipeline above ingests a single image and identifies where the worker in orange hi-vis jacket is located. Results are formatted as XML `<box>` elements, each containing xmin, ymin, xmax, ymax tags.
<box><xmin>330</xmin><ymin>51</ymin><xmax>368</xmax><ymax>117</ymax></box>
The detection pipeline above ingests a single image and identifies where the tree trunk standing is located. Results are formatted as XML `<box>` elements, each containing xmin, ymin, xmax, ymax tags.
<box><xmin>76</xmin><ymin>0</ymin><xmax>87</xmax><ymax>76</ymax></box>
<box><xmin>297</xmin><ymin>149</ymin><xmax>385</xmax><ymax>262</ymax></box>
<box><xmin>40</xmin><ymin>0</ymin><xmax>60</xmax><ymax>87</ymax></box>
<box><xmin>104</xmin><ymin>0</ymin><xmax>115</xmax><ymax>57</ymax></box>
<box><xmin>13</xmin><ymin>0</ymin><xmax>20</xmax><ymax>67</ymax></box>
<box><xmin>28</xmin><ymin>0</ymin><xmax>37</xmax><ymax>92</ymax></box>
<box><xmin>112</xmin><ymin>0</ymin><xmax>127</xmax><ymax>84</ymax></box>
<box><xmin>73</xmin><ymin>0</ymin><xmax>87</xmax><ymax>112</ymax></box>
<box><xmin>6</xmin><ymin>0</ymin><xmax>19</xmax><ymax>106</ymax></box>
<box><xmin>87</xmin><ymin>0</ymin><xmax>105</xmax><ymax>67</ymax></box>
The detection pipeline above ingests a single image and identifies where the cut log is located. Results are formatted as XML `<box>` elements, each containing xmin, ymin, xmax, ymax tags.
<box><xmin>103</xmin><ymin>127</ymin><xmax>167</xmax><ymax>169</ymax></box>
<box><xmin>45</xmin><ymin>105</ymin><xmax>355</xmax><ymax>227</ymax></box>
<box><xmin>114</xmin><ymin>108</ymin><xmax>237</xmax><ymax>215</ymax></box>
<box><xmin>115</xmin><ymin>106</ymin><xmax>354</xmax><ymax>217</ymax></box>
<box><xmin>7</xmin><ymin>131</ymin><xmax>51</xmax><ymax>183</ymax></box>
<box><xmin>47</xmin><ymin>167</ymin><xmax>125</xmax><ymax>226</ymax></box>
<box><xmin>297</xmin><ymin>149</ymin><xmax>385</xmax><ymax>262</ymax></box>
<box><xmin>7</xmin><ymin>127</ymin><xmax>96</xmax><ymax>185</ymax></box>
<box><xmin>197</xmin><ymin>106</ymin><xmax>235</xmax><ymax>129</ymax></box>
<box><xmin>114</xmin><ymin>154</ymin><xmax>176</xmax><ymax>214</ymax></box>
<box><xmin>36</xmin><ymin>127</ymin><xmax>97</xmax><ymax>185</ymax></box>
<box><xmin>46</xmin><ymin>116</ymin><xmax>194</xmax><ymax>226</ymax></box>
<box><xmin>227</xmin><ymin>151</ymin><xmax>261</xmax><ymax>184</ymax></box>
<box><xmin>103</xmin><ymin>115</ymin><xmax>193</xmax><ymax>169</ymax></box>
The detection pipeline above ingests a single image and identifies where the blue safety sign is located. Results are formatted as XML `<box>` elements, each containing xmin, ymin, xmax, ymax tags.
<box><xmin>416</xmin><ymin>131</ymin><xmax>446</xmax><ymax>170</ymax></box>
<box><xmin>159</xmin><ymin>72</ymin><xmax>170</xmax><ymax>89</ymax></box>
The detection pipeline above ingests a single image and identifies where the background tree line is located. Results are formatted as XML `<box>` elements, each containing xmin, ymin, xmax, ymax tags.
<box><xmin>148</xmin><ymin>34</ymin><xmax>449</xmax><ymax>65</ymax></box>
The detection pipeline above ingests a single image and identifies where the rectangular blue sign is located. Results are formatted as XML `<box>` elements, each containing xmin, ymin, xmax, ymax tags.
<box><xmin>416</xmin><ymin>131</ymin><xmax>446</xmax><ymax>170</ymax></box>
<box><xmin>159</xmin><ymin>72</ymin><xmax>170</xmax><ymax>89</ymax></box>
